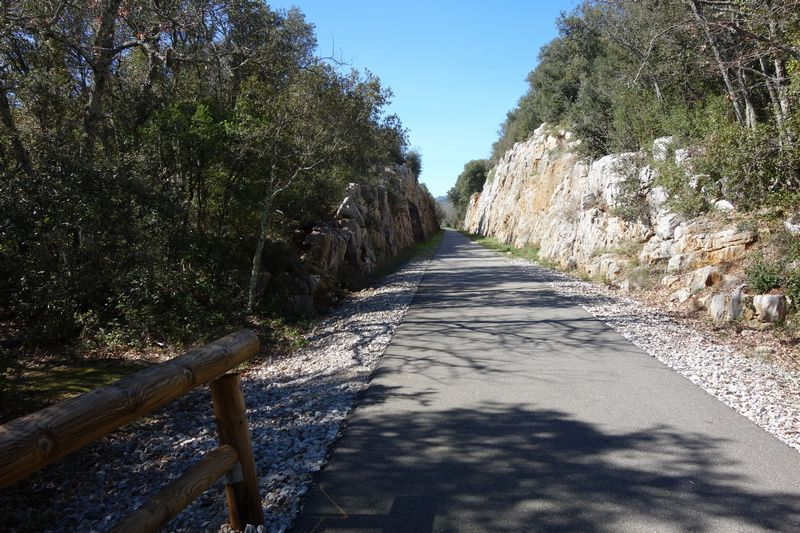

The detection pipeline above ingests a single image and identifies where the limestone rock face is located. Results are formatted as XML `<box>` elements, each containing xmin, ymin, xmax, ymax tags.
<box><xmin>302</xmin><ymin>164</ymin><xmax>439</xmax><ymax>289</ymax></box>
<box><xmin>464</xmin><ymin>125</ymin><xmax>756</xmax><ymax>282</ymax></box>
<box><xmin>272</xmin><ymin>164</ymin><xmax>438</xmax><ymax>315</ymax></box>
<box><xmin>465</xmin><ymin>125</ymin><xmax>652</xmax><ymax>270</ymax></box>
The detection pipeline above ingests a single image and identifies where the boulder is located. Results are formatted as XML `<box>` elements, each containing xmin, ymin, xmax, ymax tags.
<box><xmin>706</xmin><ymin>284</ymin><xmax>745</xmax><ymax>324</ymax></box>
<box><xmin>586</xmin><ymin>254</ymin><xmax>629</xmax><ymax>281</ymax></box>
<box><xmin>688</xmin><ymin>265</ymin><xmax>722</xmax><ymax>292</ymax></box>
<box><xmin>652</xmin><ymin>136</ymin><xmax>674</xmax><ymax>162</ymax></box>
<box><xmin>753</xmin><ymin>294</ymin><xmax>787</xmax><ymax>323</ymax></box>
<box><xmin>713</xmin><ymin>199</ymin><xmax>735</xmax><ymax>211</ymax></box>
<box><xmin>708</xmin><ymin>293</ymin><xmax>728</xmax><ymax>324</ymax></box>
<box><xmin>654</xmin><ymin>211</ymin><xmax>682</xmax><ymax>240</ymax></box>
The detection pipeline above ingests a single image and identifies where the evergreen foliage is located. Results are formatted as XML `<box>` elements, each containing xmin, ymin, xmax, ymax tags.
<box><xmin>447</xmin><ymin>159</ymin><xmax>489</xmax><ymax>228</ymax></box>
<box><xmin>0</xmin><ymin>1</ymin><xmax>412</xmax><ymax>345</ymax></box>
<box><xmin>489</xmin><ymin>0</ymin><xmax>800</xmax><ymax>210</ymax></box>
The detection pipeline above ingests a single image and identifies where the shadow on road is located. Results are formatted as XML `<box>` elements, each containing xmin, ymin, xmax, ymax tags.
<box><xmin>294</xmin><ymin>403</ymin><xmax>800</xmax><ymax>532</ymax></box>
<box><xmin>292</xmin><ymin>231</ymin><xmax>800</xmax><ymax>532</ymax></box>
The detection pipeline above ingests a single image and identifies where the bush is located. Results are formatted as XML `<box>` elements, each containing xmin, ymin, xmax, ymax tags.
<box><xmin>653</xmin><ymin>155</ymin><xmax>710</xmax><ymax>217</ymax></box>
<box><xmin>695</xmin><ymin>119</ymin><xmax>800</xmax><ymax>211</ymax></box>
<box><xmin>610</xmin><ymin>154</ymin><xmax>651</xmax><ymax>223</ymax></box>
<box><xmin>405</xmin><ymin>150</ymin><xmax>422</xmax><ymax>179</ymax></box>
<box><xmin>746</xmin><ymin>254</ymin><xmax>784</xmax><ymax>294</ymax></box>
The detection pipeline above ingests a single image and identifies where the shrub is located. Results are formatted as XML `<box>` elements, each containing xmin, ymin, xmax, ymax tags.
<box><xmin>653</xmin><ymin>155</ymin><xmax>710</xmax><ymax>217</ymax></box>
<box><xmin>745</xmin><ymin>254</ymin><xmax>784</xmax><ymax>294</ymax></box>
<box><xmin>610</xmin><ymin>154</ymin><xmax>651</xmax><ymax>224</ymax></box>
<box><xmin>695</xmin><ymin>120</ymin><xmax>800</xmax><ymax>211</ymax></box>
<box><xmin>405</xmin><ymin>150</ymin><xmax>422</xmax><ymax>179</ymax></box>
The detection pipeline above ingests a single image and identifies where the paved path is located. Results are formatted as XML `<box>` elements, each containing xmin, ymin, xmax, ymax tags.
<box><xmin>293</xmin><ymin>230</ymin><xmax>800</xmax><ymax>532</ymax></box>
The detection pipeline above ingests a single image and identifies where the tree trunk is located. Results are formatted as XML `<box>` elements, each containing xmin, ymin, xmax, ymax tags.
<box><xmin>686</xmin><ymin>0</ymin><xmax>744</xmax><ymax>125</ymax></box>
<box><xmin>83</xmin><ymin>0</ymin><xmax>122</xmax><ymax>157</ymax></box>
<box><xmin>246</xmin><ymin>196</ymin><xmax>273</xmax><ymax>314</ymax></box>
<box><xmin>736</xmin><ymin>65</ymin><xmax>757</xmax><ymax>129</ymax></box>
<box><xmin>650</xmin><ymin>77</ymin><xmax>663</xmax><ymax>105</ymax></box>
<box><xmin>767</xmin><ymin>12</ymin><xmax>791</xmax><ymax>120</ymax></box>
<box><xmin>759</xmin><ymin>56</ymin><xmax>785</xmax><ymax>142</ymax></box>
<box><xmin>0</xmin><ymin>89</ymin><xmax>33</xmax><ymax>176</ymax></box>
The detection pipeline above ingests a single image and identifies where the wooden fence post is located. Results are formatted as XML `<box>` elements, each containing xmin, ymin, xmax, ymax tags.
<box><xmin>210</xmin><ymin>373</ymin><xmax>264</xmax><ymax>530</ymax></box>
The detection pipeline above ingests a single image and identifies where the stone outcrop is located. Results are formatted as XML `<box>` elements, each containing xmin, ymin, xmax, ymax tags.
<box><xmin>754</xmin><ymin>295</ymin><xmax>788</xmax><ymax>323</ymax></box>
<box><xmin>292</xmin><ymin>164</ymin><xmax>438</xmax><ymax>311</ymax></box>
<box><xmin>464</xmin><ymin>124</ymin><xmax>766</xmax><ymax>325</ymax></box>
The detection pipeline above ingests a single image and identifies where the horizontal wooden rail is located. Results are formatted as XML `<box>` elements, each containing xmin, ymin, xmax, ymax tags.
<box><xmin>0</xmin><ymin>329</ymin><xmax>258</xmax><ymax>487</ymax></box>
<box><xmin>110</xmin><ymin>445</ymin><xmax>239</xmax><ymax>533</ymax></box>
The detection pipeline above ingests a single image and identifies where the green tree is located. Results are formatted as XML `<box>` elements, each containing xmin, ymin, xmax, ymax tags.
<box><xmin>447</xmin><ymin>159</ymin><xmax>490</xmax><ymax>227</ymax></box>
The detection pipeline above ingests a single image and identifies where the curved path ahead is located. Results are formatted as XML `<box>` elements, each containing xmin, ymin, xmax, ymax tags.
<box><xmin>293</xmin><ymin>229</ymin><xmax>800</xmax><ymax>532</ymax></box>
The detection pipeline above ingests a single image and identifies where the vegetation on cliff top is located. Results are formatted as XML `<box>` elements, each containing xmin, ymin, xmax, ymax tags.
<box><xmin>446</xmin><ymin>159</ymin><xmax>490</xmax><ymax>227</ymax></box>
<box><xmin>0</xmin><ymin>2</ymin><xmax>417</xmax><ymax>353</ymax></box>
<box><xmin>490</xmin><ymin>0</ymin><xmax>800</xmax><ymax>212</ymax></box>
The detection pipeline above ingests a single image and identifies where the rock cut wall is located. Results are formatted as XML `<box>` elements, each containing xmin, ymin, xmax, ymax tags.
<box><xmin>293</xmin><ymin>164</ymin><xmax>438</xmax><ymax>310</ymax></box>
<box><xmin>464</xmin><ymin>124</ymin><xmax>758</xmax><ymax>300</ymax></box>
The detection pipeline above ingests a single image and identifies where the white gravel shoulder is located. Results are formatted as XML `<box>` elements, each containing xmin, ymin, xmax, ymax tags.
<box><xmin>0</xmin><ymin>257</ymin><xmax>431</xmax><ymax>533</ymax></box>
<box><xmin>512</xmin><ymin>258</ymin><xmax>800</xmax><ymax>455</ymax></box>
<box><xmin>234</xmin><ymin>260</ymin><xmax>430</xmax><ymax>532</ymax></box>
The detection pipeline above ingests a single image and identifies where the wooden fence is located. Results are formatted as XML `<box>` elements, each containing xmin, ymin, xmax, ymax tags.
<box><xmin>0</xmin><ymin>329</ymin><xmax>264</xmax><ymax>532</ymax></box>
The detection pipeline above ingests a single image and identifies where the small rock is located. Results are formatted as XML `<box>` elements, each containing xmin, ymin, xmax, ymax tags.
<box><xmin>713</xmin><ymin>199</ymin><xmax>735</xmax><ymax>211</ymax></box>
<box><xmin>674</xmin><ymin>148</ymin><xmax>691</xmax><ymax>168</ymax></box>
<box><xmin>670</xmin><ymin>288</ymin><xmax>691</xmax><ymax>303</ymax></box>
<box><xmin>746</xmin><ymin>320</ymin><xmax>772</xmax><ymax>331</ymax></box>
<box><xmin>655</xmin><ymin>211</ymin><xmax>682</xmax><ymax>240</ymax></box>
<box><xmin>652</xmin><ymin>136</ymin><xmax>674</xmax><ymax>161</ymax></box>
<box><xmin>785</xmin><ymin>215</ymin><xmax>800</xmax><ymax>236</ymax></box>
<box><xmin>754</xmin><ymin>346</ymin><xmax>774</xmax><ymax>356</ymax></box>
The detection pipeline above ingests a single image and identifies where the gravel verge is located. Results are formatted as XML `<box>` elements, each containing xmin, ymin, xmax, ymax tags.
<box><xmin>511</xmin><ymin>258</ymin><xmax>800</xmax><ymax>454</ymax></box>
<box><xmin>1</xmin><ymin>256</ymin><xmax>431</xmax><ymax>533</ymax></box>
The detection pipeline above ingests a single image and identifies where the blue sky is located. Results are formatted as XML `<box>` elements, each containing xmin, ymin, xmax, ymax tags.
<box><xmin>269</xmin><ymin>1</ymin><xmax>581</xmax><ymax>197</ymax></box>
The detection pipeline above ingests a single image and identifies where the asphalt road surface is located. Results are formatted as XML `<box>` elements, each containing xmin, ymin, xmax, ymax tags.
<box><xmin>292</xmin><ymin>229</ymin><xmax>800</xmax><ymax>532</ymax></box>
